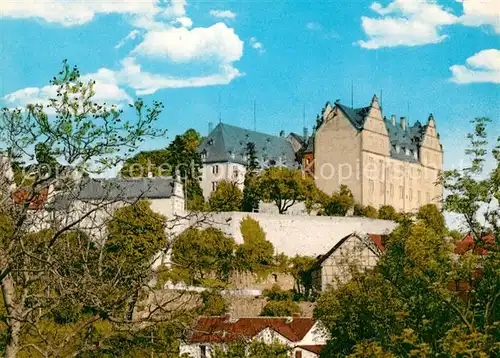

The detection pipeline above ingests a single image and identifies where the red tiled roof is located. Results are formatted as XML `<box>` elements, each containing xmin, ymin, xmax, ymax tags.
<box><xmin>297</xmin><ymin>345</ymin><xmax>325</xmax><ymax>354</ymax></box>
<box><xmin>188</xmin><ymin>316</ymin><xmax>316</xmax><ymax>344</ymax></box>
<box><xmin>368</xmin><ymin>234</ymin><xmax>385</xmax><ymax>252</ymax></box>
<box><xmin>454</xmin><ymin>233</ymin><xmax>496</xmax><ymax>255</ymax></box>
<box><xmin>12</xmin><ymin>188</ymin><xmax>48</xmax><ymax>210</ymax></box>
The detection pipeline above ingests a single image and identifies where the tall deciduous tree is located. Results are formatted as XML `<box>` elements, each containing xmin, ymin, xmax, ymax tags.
<box><xmin>170</xmin><ymin>228</ymin><xmax>236</xmax><ymax>285</ymax></box>
<box><xmin>208</xmin><ymin>180</ymin><xmax>243</xmax><ymax>212</ymax></box>
<box><xmin>320</xmin><ymin>185</ymin><xmax>355</xmax><ymax>216</ymax></box>
<box><xmin>0</xmin><ymin>61</ymin><xmax>193</xmax><ymax>357</ymax></box>
<box><xmin>257</xmin><ymin>167</ymin><xmax>315</xmax><ymax>214</ymax></box>
<box><xmin>237</xmin><ymin>216</ymin><xmax>274</xmax><ymax>271</ymax></box>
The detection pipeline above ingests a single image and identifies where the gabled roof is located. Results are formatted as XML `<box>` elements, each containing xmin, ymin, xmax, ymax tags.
<box><xmin>304</xmin><ymin>133</ymin><xmax>315</xmax><ymax>154</ymax></box>
<box><xmin>312</xmin><ymin>232</ymin><xmax>385</xmax><ymax>268</ymax></box>
<box><xmin>188</xmin><ymin>316</ymin><xmax>316</xmax><ymax>343</ymax></box>
<box><xmin>336</xmin><ymin>103</ymin><xmax>370</xmax><ymax>130</ymax></box>
<box><xmin>198</xmin><ymin>123</ymin><xmax>297</xmax><ymax>167</ymax></box>
<box><xmin>327</xmin><ymin>98</ymin><xmax>438</xmax><ymax>164</ymax></box>
<box><xmin>297</xmin><ymin>345</ymin><xmax>325</xmax><ymax>354</ymax></box>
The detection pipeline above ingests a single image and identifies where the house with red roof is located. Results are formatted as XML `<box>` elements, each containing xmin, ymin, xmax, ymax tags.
<box><xmin>311</xmin><ymin>232</ymin><xmax>385</xmax><ymax>291</ymax></box>
<box><xmin>180</xmin><ymin>316</ymin><xmax>328</xmax><ymax>358</ymax></box>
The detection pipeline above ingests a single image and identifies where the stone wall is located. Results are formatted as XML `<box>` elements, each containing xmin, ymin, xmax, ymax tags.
<box><xmin>194</xmin><ymin>212</ymin><xmax>396</xmax><ymax>257</ymax></box>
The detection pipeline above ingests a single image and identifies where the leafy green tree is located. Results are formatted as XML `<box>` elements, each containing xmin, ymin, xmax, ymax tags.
<box><xmin>378</xmin><ymin>205</ymin><xmax>399</xmax><ymax>220</ymax></box>
<box><xmin>236</xmin><ymin>216</ymin><xmax>274</xmax><ymax>271</ymax></box>
<box><xmin>416</xmin><ymin>203</ymin><xmax>445</xmax><ymax>235</ymax></box>
<box><xmin>257</xmin><ymin>167</ymin><xmax>315</xmax><ymax>214</ymax></box>
<box><xmin>198</xmin><ymin>290</ymin><xmax>228</xmax><ymax>316</ymax></box>
<box><xmin>0</xmin><ymin>61</ymin><xmax>194</xmax><ymax>358</ymax></box>
<box><xmin>208</xmin><ymin>180</ymin><xmax>243</xmax><ymax>212</ymax></box>
<box><xmin>288</xmin><ymin>255</ymin><xmax>315</xmax><ymax>298</ymax></box>
<box><xmin>353</xmin><ymin>204</ymin><xmax>378</xmax><ymax>219</ymax></box>
<box><xmin>260</xmin><ymin>300</ymin><xmax>301</xmax><ymax>317</ymax></box>
<box><xmin>321</xmin><ymin>185</ymin><xmax>355</xmax><ymax>216</ymax></box>
<box><xmin>212</xmin><ymin>340</ymin><xmax>290</xmax><ymax>358</ymax></box>
<box><xmin>171</xmin><ymin>228</ymin><xmax>236</xmax><ymax>285</ymax></box>
<box><xmin>106</xmin><ymin>201</ymin><xmax>166</xmax><ymax>266</ymax></box>
<box><xmin>262</xmin><ymin>284</ymin><xmax>293</xmax><ymax>302</ymax></box>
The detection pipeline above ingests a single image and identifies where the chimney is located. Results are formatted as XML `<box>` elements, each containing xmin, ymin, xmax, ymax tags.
<box><xmin>400</xmin><ymin>117</ymin><xmax>407</xmax><ymax>130</ymax></box>
<box><xmin>303</xmin><ymin>127</ymin><xmax>309</xmax><ymax>142</ymax></box>
<box><xmin>391</xmin><ymin>115</ymin><xmax>396</xmax><ymax>126</ymax></box>
<box><xmin>208</xmin><ymin>121</ymin><xmax>214</xmax><ymax>135</ymax></box>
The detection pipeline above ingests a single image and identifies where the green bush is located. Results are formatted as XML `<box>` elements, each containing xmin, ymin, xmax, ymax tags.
<box><xmin>260</xmin><ymin>300</ymin><xmax>301</xmax><ymax>317</ymax></box>
<box><xmin>262</xmin><ymin>284</ymin><xmax>293</xmax><ymax>301</ymax></box>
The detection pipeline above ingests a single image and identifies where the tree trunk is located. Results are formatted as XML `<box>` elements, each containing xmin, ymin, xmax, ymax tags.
<box><xmin>2</xmin><ymin>275</ymin><xmax>21</xmax><ymax>358</ymax></box>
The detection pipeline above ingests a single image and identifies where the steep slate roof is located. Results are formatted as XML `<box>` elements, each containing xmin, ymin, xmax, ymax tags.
<box><xmin>384</xmin><ymin>117</ymin><xmax>425</xmax><ymax>163</ymax></box>
<box><xmin>328</xmin><ymin>98</ymin><xmax>435</xmax><ymax>164</ymax></box>
<box><xmin>188</xmin><ymin>316</ymin><xmax>316</xmax><ymax>343</ymax></box>
<box><xmin>76</xmin><ymin>177</ymin><xmax>175</xmax><ymax>200</ymax></box>
<box><xmin>198</xmin><ymin>123</ymin><xmax>297</xmax><ymax>167</ymax></box>
<box><xmin>52</xmin><ymin>177</ymin><xmax>176</xmax><ymax>210</ymax></box>
<box><xmin>304</xmin><ymin>133</ymin><xmax>315</xmax><ymax>154</ymax></box>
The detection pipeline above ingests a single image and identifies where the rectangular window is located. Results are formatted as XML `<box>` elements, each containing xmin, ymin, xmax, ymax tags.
<box><xmin>409</xmin><ymin>189</ymin><xmax>413</xmax><ymax>202</ymax></box>
<box><xmin>212</xmin><ymin>165</ymin><xmax>219</xmax><ymax>174</ymax></box>
<box><xmin>379</xmin><ymin>181</ymin><xmax>384</xmax><ymax>197</ymax></box>
<box><xmin>211</xmin><ymin>181</ymin><xmax>218</xmax><ymax>192</ymax></box>
<box><xmin>200</xmin><ymin>345</ymin><xmax>207</xmax><ymax>358</ymax></box>
<box><xmin>390</xmin><ymin>184</ymin><xmax>394</xmax><ymax>198</ymax></box>
<box><xmin>295</xmin><ymin>350</ymin><xmax>303</xmax><ymax>358</ymax></box>
<box><xmin>417</xmin><ymin>190</ymin><xmax>421</xmax><ymax>203</ymax></box>
<box><xmin>369</xmin><ymin>180</ymin><xmax>374</xmax><ymax>196</ymax></box>
<box><xmin>399</xmin><ymin>186</ymin><xmax>404</xmax><ymax>199</ymax></box>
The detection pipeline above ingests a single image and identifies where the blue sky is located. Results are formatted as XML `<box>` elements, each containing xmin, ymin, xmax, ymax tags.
<box><xmin>1</xmin><ymin>0</ymin><xmax>499</xmax><ymax>172</ymax></box>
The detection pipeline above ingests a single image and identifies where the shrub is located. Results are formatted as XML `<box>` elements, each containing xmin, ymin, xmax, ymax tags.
<box><xmin>260</xmin><ymin>300</ymin><xmax>301</xmax><ymax>317</ymax></box>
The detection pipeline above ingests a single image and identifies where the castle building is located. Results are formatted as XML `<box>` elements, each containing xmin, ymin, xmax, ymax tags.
<box><xmin>197</xmin><ymin>123</ymin><xmax>298</xmax><ymax>199</ymax></box>
<box><xmin>312</xmin><ymin>95</ymin><xmax>443</xmax><ymax>212</ymax></box>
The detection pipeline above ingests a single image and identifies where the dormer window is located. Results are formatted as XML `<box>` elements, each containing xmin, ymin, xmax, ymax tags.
<box><xmin>414</xmin><ymin>151</ymin><xmax>418</xmax><ymax>160</ymax></box>
<box><xmin>208</xmin><ymin>139</ymin><xmax>214</xmax><ymax>146</ymax></box>
<box><xmin>396</xmin><ymin>145</ymin><xmax>401</xmax><ymax>154</ymax></box>
<box><xmin>405</xmin><ymin>148</ymin><xmax>410</xmax><ymax>156</ymax></box>
<box><xmin>201</xmin><ymin>150</ymin><xmax>207</xmax><ymax>160</ymax></box>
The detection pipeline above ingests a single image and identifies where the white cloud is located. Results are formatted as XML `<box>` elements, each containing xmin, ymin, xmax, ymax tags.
<box><xmin>117</xmin><ymin>57</ymin><xmax>242</xmax><ymax>95</ymax></box>
<box><xmin>162</xmin><ymin>0</ymin><xmax>187</xmax><ymax>18</ymax></box>
<box><xmin>173</xmin><ymin>16</ymin><xmax>193</xmax><ymax>28</ymax></box>
<box><xmin>115</xmin><ymin>30</ymin><xmax>141</xmax><ymax>49</ymax></box>
<box><xmin>209</xmin><ymin>10</ymin><xmax>236</xmax><ymax>19</ymax></box>
<box><xmin>459</xmin><ymin>0</ymin><xmax>500</xmax><ymax>34</ymax></box>
<box><xmin>358</xmin><ymin>0</ymin><xmax>458</xmax><ymax>49</ymax></box>
<box><xmin>450</xmin><ymin>49</ymin><xmax>500</xmax><ymax>84</ymax></box>
<box><xmin>306</xmin><ymin>22</ymin><xmax>322</xmax><ymax>31</ymax></box>
<box><xmin>0</xmin><ymin>0</ymin><xmax>160</xmax><ymax>26</ymax></box>
<box><xmin>132</xmin><ymin>23</ymin><xmax>244</xmax><ymax>63</ymax></box>
<box><xmin>249</xmin><ymin>37</ymin><xmax>265</xmax><ymax>54</ymax></box>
